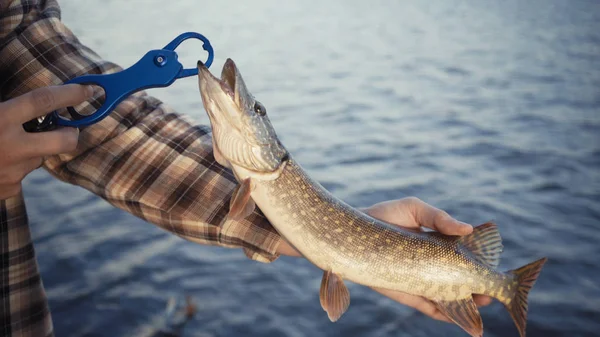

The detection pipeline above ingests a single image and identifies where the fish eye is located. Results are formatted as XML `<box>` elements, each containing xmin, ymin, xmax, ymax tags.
<box><xmin>254</xmin><ymin>101</ymin><xmax>266</xmax><ymax>116</ymax></box>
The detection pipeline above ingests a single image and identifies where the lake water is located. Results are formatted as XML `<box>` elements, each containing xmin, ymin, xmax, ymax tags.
<box><xmin>22</xmin><ymin>0</ymin><xmax>600</xmax><ymax>336</ymax></box>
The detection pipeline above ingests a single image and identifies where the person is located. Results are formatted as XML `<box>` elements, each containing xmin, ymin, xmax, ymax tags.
<box><xmin>0</xmin><ymin>1</ymin><xmax>490</xmax><ymax>336</ymax></box>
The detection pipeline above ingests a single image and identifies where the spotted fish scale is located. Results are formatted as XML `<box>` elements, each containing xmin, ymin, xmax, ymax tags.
<box><xmin>258</xmin><ymin>159</ymin><xmax>511</xmax><ymax>300</ymax></box>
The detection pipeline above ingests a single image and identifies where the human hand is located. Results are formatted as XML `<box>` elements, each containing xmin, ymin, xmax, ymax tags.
<box><xmin>276</xmin><ymin>197</ymin><xmax>492</xmax><ymax>323</ymax></box>
<box><xmin>363</xmin><ymin>197</ymin><xmax>492</xmax><ymax>322</ymax></box>
<box><xmin>0</xmin><ymin>84</ymin><xmax>92</xmax><ymax>199</ymax></box>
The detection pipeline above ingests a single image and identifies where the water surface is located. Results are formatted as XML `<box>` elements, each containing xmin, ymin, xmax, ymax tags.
<box><xmin>23</xmin><ymin>1</ymin><xmax>600</xmax><ymax>336</ymax></box>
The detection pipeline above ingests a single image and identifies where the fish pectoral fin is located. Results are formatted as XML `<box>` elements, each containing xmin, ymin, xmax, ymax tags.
<box><xmin>229</xmin><ymin>178</ymin><xmax>256</xmax><ymax>220</ymax></box>
<box><xmin>457</xmin><ymin>222</ymin><xmax>503</xmax><ymax>268</ymax></box>
<box><xmin>319</xmin><ymin>270</ymin><xmax>350</xmax><ymax>322</ymax></box>
<box><xmin>434</xmin><ymin>297</ymin><xmax>483</xmax><ymax>337</ymax></box>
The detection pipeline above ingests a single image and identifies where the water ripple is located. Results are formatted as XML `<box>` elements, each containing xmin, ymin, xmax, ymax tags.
<box><xmin>19</xmin><ymin>0</ymin><xmax>600</xmax><ymax>336</ymax></box>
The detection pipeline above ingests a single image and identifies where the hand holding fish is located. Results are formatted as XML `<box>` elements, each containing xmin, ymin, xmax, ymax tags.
<box><xmin>277</xmin><ymin>197</ymin><xmax>493</xmax><ymax>323</ymax></box>
<box><xmin>364</xmin><ymin>198</ymin><xmax>493</xmax><ymax>322</ymax></box>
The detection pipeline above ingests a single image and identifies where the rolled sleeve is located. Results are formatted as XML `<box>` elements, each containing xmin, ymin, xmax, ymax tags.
<box><xmin>0</xmin><ymin>0</ymin><xmax>282</xmax><ymax>262</ymax></box>
<box><xmin>0</xmin><ymin>195</ymin><xmax>54</xmax><ymax>337</ymax></box>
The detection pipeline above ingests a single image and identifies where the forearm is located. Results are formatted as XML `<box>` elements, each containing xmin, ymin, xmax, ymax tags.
<box><xmin>0</xmin><ymin>0</ymin><xmax>282</xmax><ymax>262</ymax></box>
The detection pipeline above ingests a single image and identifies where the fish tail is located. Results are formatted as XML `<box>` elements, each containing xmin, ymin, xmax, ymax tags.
<box><xmin>500</xmin><ymin>257</ymin><xmax>547</xmax><ymax>337</ymax></box>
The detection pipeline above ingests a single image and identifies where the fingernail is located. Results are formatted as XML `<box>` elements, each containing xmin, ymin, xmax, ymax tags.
<box><xmin>85</xmin><ymin>85</ymin><xmax>94</xmax><ymax>98</ymax></box>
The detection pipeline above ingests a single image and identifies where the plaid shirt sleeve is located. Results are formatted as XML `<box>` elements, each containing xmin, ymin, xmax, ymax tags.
<box><xmin>0</xmin><ymin>1</ymin><xmax>282</xmax><ymax>336</ymax></box>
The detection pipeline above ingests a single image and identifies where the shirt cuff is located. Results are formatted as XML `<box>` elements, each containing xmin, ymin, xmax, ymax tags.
<box><xmin>221</xmin><ymin>210</ymin><xmax>282</xmax><ymax>263</ymax></box>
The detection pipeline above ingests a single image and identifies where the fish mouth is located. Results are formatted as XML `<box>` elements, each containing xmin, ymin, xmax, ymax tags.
<box><xmin>220</xmin><ymin>59</ymin><xmax>237</xmax><ymax>96</ymax></box>
<box><xmin>196</xmin><ymin>58</ymin><xmax>243</xmax><ymax>134</ymax></box>
<box><xmin>197</xmin><ymin>58</ymin><xmax>237</xmax><ymax>100</ymax></box>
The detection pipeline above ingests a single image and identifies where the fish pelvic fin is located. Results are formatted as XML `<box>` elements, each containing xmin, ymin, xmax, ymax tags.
<box><xmin>433</xmin><ymin>297</ymin><xmax>483</xmax><ymax>337</ymax></box>
<box><xmin>501</xmin><ymin>257</ymin><xmax>548</xmax><ymax>337</ymax></box>
<box><xmin>319</xmin><ymin>270</ymin><xmax>350</xmax><ymax>322</ymax></box>
<box><xmin>458</xmin><ymin>222</ymin><xmax>503</xmax><ymax>268</ymax></box>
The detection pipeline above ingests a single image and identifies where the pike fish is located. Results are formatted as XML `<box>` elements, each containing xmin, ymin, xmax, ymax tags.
<box><xmin>195</xmin><ymin>59</ymin><xmax>547</xmax><ymax>337</ymax></box>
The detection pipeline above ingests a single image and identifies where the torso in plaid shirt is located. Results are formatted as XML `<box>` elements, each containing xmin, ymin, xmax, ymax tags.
<box><xmin>0</xmin><ymin>1</ymin><xmax>283</xmax><ymax>336</ymax></box>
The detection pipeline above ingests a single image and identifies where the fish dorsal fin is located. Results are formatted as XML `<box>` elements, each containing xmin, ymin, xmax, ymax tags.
<box><xmin>457</xmin><ymin>222</ymin><xmax>503</xmax><ymax>268</ymax></box>
<box><xmin>229</xmin><ymin>178</ymin><xmax>255</xmax><ymax>220</ymax></box>
<box><xmin>434</xmin><ymin>297</ymin><xmax>484</xmax><ymax>337</ymax></box>
<box><xmin>319</xmin><ymin>270</ymin><xmax>350</xmax><ymax>322</ymax></box>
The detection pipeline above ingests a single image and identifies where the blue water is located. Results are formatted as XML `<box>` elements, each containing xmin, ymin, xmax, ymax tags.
<box><xmin>22</xmin><ymin>0</ymin><xmax>600</xmax><ymax>336</ymax></box>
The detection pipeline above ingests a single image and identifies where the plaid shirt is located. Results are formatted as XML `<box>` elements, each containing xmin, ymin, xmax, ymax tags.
<box><xmin>0</xmin><ymin>1</ymin><xmax>282</xmax><ymax>336</ymax></box>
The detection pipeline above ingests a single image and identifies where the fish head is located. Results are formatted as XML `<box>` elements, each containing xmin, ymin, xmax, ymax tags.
<box><xmin>197</xmin><ymin>59</ymin><xmax>287</xmax><ymax>174</ymax></box>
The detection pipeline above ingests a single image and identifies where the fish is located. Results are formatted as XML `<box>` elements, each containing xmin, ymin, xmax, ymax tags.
<box><xmin>195</xmin><ymin>58</ymin><xmax>547</xmax><ymax>337</ymax></box>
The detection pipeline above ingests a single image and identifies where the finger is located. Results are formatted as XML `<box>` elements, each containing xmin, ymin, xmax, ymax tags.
<box><xmin>473</xmin><ymin>295</ymin><xmax>492</xmax><ymax>307</ymax></box>
<box><xmin>23</xmin><ymin>127</ymin><xmax>79</xmax><ymax>157</ymax></box>
<box><xmin>372</xmin><ymin>287</ymin><xmax>452</xmax><ymax>323</ymax></box>
<box><xmin>415</xmin><ymin>301</ymin><xmax>451</xmax><ymax>322</ymax></box>
<box><xmin>408</xmin><ymin>197</ymin><xmax>473</xmax><ymax>236</ymax></box>
<box><xmin>0</xmin><ymin>184</ymin><xmax>21</xmax><ymax>199</ymax></box>
<box><xmin>363</xmin><ymin>200</ymin><xmax>421</xmax><ymax>230</ymax></box>
<box><xmin>405</xmin><ymin>296</ymin><xmax>451</xmax><ymax>323</ymax></box>
<box><xmin>2</xmin><ymin>84</ymin><xmax>93</xmax><ymax>124</ymax></box>
<box><xmin>24</xmin><ymin>156</ymin><xmax>44</xmax><ymax>174</ymax></box>
<box><xmin>0</xmin><ymin>157</ymin><xmax>43</xmax><ymax>185</ymax></box>
<box><xmin>277</xmin><ymin>238</ymin><xmax>302</xmax><ymax>257</ymax></box>
<box><xmin>0</xmin><ymin>183</ymin><xmax>21</xmax><ymax>200</ymax></box>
